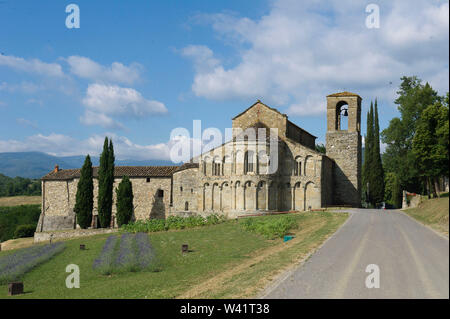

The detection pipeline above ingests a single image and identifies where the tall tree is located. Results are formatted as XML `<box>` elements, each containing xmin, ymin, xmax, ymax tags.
<box><xmin>98</xmin><ymin>137</ymin><xmax>114</xmax><ymax>228</ymax></box>
<box><xmin>116</xmin><ymin>175</ymin><xmax>133</xmax><ymax>227</ymax></box>
<box><xmin>381</xmin><ymin>76</ymin><xmax>440</xmax><ymax>194</ymax></box>
<box><xmin>362</xmin><ymin>102</ymin><xmax>374</xmax><ymax>205</ymax></box>
<box><xmin>74</xmin><ymin>155</ymin><xmax>93</xmax><ymax>229</ymax></box>
<box><xmin>412</xmin><ymin>99</ymin><xmax>449</xmax><ymax>197</ymax></box>
<box><xmin>371</xmin><ymin>99</ymin><xmax>385</xmax><ymax>204</ymax></box>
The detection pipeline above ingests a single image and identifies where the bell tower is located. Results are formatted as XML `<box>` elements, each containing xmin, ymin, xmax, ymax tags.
<box><xmin>325</xmin><ymin>92</ymin><xmax>362</xmax><ymax>207</ymax></box>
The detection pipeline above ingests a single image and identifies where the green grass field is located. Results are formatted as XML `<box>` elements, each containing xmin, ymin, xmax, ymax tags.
<box><xmin>404</xmin><ymin>196</ymin><xmax>449</xmax><ymax>237</ymax></box>
<box><xmin>0</xmin><ymin>211</ymin><xmax>348</xmax><ymax>299</ymax></box>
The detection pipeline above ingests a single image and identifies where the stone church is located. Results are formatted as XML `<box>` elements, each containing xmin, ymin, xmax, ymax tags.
<box><xmin>37</xmin><ymin>92</ymin><xmax>362</xmax><ymax>232</ymax></box>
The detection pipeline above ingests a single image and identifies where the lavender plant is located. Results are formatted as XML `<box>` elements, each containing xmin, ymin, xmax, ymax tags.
<box><xmin>0</xmin><ymin>242</ymin><xmax>65</xmax><ymax>284</ymax></box>
<box><xmin>135</xmin><ymin>232</ymin><xmax>158</xmax><ymax>271</ymax></box>
<box><xmin>92</xmin><ymin>235</ymin><xmax>119</xmax><ymax>275</ymax></box>
<box><xmin>113</xmin><ymin>233</ymin><xmax>138</xmax><ymax>272</ymax></box>
<box><xmin>93</xmin><ymin>233</ymin><xmax>160</xmax><ymax>275</ymax></box>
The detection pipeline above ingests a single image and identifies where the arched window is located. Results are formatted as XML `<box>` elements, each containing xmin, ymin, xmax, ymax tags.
<box><xmin>212</xmin><ymin>157</ymin><xmax>221</xmax><ymax>176</ymax></box>
<box><xmin>202</xmin><ymin>160</ymin><xmax>206</xmax><ymax>175</ymax></box>
<box><xmin>244</xmin><ymin>151</ymin><xmax>254</xmax><ymax>174</ymax></box>
<box><xmin>293</xmin><ymin>157</ymin><xmax>301</xmax><ymax>176</ymax></box>
<box><xmin>336</xmin><ymin>101</ymin><xmax>349</xmax><ymax>131</ymax></box>
<box><xmin>185</xmin><ymin>201</ymin><xmax>189</xmax><ymax>211</ymax></box>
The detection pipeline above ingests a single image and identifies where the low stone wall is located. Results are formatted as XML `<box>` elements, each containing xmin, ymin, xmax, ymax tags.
<box><xmin>402</xmin><ymin>190</ymin><xmax>422</xmax><ymax>209</ymax></box>
<box><xmin>34</xmin><ymin>228</ymin><xmax>118</xmax><ymax>243</ymax></box>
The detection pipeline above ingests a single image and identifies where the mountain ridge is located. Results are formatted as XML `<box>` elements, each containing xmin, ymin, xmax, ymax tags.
<box><xmin>0</xmin><ymin>152</ymin><xmax>176</xmax><ymax>179</ymax></box>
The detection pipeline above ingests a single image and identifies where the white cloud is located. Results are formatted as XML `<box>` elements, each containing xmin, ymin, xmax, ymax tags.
<box><xmin>181</xmin><ymin>45</ymin><xmax>220</xmax><ymax>73</ymax></box>
<box><xmin>16</xmin><ymin>118</ymin><xmax>38</xmax><ymax>129</ymax></box>
<box><xmin>80</xmin><ymin>111</ymin><xmax>125</xmax><ymax>130</ymax></box>
<box><xmin>183</xmin><ymin>0</ymin><xmax>449</xmax><ymax>115</ymax></box>
<box><xmin>66</xmin><ymin>56</ymin><xmax>143</xmax><ymax>84</ymax></box>
<box><xmin>81</xmin><ymin>83</ymin><xmax>168</xmax><ymax>129</ymax></box>
<box><xmin>0</xmin><ymin>54</ymin><xmax>64</xmax><ymax>77</ymax></box>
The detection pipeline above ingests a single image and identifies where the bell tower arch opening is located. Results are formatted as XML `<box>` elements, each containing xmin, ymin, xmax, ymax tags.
<box><xmin>325</xmin><ymin>92</ymin><xmax>362</xmax><ymax>207</ymax></box>
<box><xmin>336</xmin><ymin>101</ymin><xmax>349</xmax><ymax>131</ymax></box>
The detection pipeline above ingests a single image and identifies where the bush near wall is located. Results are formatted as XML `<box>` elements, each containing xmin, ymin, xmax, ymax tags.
<box><xmin>0</xmin><ymin>205</ymin><xmax>40</xmax><ymax>242</ymax></box>
<box><xmin>121</xmin><ymin>214</ymin><xmax>226</xmax><ymax>233</ymax></box>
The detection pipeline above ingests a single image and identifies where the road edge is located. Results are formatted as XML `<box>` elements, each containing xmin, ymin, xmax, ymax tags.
<box><xmin>257</xmin><ymin>211</ymin><xmax>354</xmax><ymax>299</ymax></box>
<box><xmin>394</xmin><ymin>209</ymin><xmax>449</xmax><ymax>241</ymax></box>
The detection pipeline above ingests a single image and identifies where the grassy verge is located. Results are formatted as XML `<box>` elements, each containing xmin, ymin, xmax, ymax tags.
<box><xmin>0</xmin><ymin>196</ymin><xmax>41</xmax><ymax>207</ymax></box>
<box><xmin>180</xmin><ymin>212</ymin><xmax>348</xmax><ymax>298</ymax></box>
<box><xmin>403</xmin><ymin>196</ymin><xmax>449</xmax><ymax>237</ymax></box>
<box><xmin>0</xmin><ymin>212</ymin><xmax>347</xmax><ymax>298</ymax></box>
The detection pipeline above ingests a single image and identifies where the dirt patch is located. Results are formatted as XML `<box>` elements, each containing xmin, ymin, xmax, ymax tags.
<box><xmin>1</xmin><ymin>237</ymin><xmax>35</xmax><ymax>251</ymax></box>
<box><xmin>0</xmin><ymin>196</ymin><xmax>41</xmax><ymax>207</ymax></box>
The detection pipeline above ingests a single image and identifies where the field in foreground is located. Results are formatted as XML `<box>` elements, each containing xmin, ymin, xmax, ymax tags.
<box><xmin>0</xmin><ymin>211</ymin><xmax>347</xmax><ymax>299</ymax></box>
<box><xmin>404</xmin><ymin>196</ymin><xmax>449</xmax><ymax>237</ymax></box>
<box><xmin>0</xmin><ymin>196</ymin><xmax>41</xmax><ymax>207</ymax></box>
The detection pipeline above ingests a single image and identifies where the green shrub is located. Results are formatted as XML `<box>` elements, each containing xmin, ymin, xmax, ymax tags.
<box><xmin>240</xmin><ymin>215</ymin><xmax>299</xmax><ymax>239</ymax></box>
<box><xmin>14</xmin><ymin>224</ymin><xmax>36</xmax><ymax>238</ymax></box>
<box><xmin>121</xmin><ymin>214</ymin><xmax>226</xmax><ymax>233</ymax></box>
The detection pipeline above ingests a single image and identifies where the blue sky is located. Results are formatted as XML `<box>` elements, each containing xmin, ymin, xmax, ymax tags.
<box><xmin>0</xmin><ymin>0</ymin><xmax>448</xmax><ymax>162</ymax></box>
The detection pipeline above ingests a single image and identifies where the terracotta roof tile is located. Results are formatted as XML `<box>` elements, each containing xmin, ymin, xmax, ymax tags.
<box><xmin>42</xmin><ymin>166</ymin><xmax>179</xmax><ymax>180</ymax></box>
<box><xmin>174</xmin><ymin>162</ymin><xmax>199</xmax><ymax>173</ymax></box>
<box><xmin>326</xmin><ymin>91</ymin><xmax>361</xmax><ymax>98</ymax></box>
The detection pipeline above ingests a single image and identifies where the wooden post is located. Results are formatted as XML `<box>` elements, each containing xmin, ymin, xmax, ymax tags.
<box><xmin>8</xmin><ymin>282</ymin><xmax>24</xmax><ymax>296</ymax></box>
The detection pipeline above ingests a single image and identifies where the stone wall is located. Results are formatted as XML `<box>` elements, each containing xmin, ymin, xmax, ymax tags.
<box><xmin>325</xmin><ymin>93</ymin><xmax>362</xmax><ymax>207</ymax></box>
<box><xmin>326</xmin><ymin>131</ymin><xmax>361</xmax><ymax>206</ymax></box>
<box><xmin>34</xmin><ymin>228</ymin><xmax>118</xmax><ymax>243</ymax></box>
<box><xmin>171</xmin><ymin>168</ymin><xmax>200</xmax><ymax>214</ymax></box>
<box><xmin>39</xmin><ymin>176</ymin><xmax>172</xmax><ymax>231</ymax></box>
<box><xmin>232</xmin><ymin>102</ymin><xmax>288</xmax><ymax>138</ymax></box>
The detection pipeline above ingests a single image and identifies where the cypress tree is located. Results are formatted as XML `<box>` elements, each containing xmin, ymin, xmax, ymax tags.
<box><xmin>372</xmin><ymin>99</ymin><xmax>385</xmax><ymax>204</ymax></box>
<box><xmin>362</xmin><ymin>102</ymin><xmax>374</xmax><ymax>205</ymax></box>
<box><xmin>107</xmin><ymin>139</ymin><xmax>115</xmax><ymax>226</ymax></box>
<box><xmin>116</xmin><ymin>175</ymin><xmax>133</xmax><ymax>227</ymax></box>
<box><xmin>98</xmin><ymin>137</ymin><xmax>111</xmax><ymax>228</ymax></box>
<box><xmin>74</xmin><ymin>155</ymin><xmax>93</xmax><ymax>229</ymax></box>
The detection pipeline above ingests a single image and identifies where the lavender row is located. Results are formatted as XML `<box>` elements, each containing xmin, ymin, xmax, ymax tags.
<box><xmin>93</xmin><ymin>233</ymin><xmax>158</xmax><ymax>274</ymax></box>
<box><xmin>92</xmin><ymin>235</ymin><xmax>119</xmax><ymax>275</ymax></box>
<box><xmin>114</xmin><ymin>233</ymin><xmax>139</xmax><ymax>272</ymax></box>
<box><xmin>0</xmin><ymin>242</ymin><xmax>65</xmax><ymax>284</ymax></box>
<box><xmin>135</xmin><ymin>232</ymin><xmax>156</xmax><ymax>270</ymax></box>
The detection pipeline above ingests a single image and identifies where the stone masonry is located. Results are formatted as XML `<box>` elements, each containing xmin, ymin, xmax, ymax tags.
<box><xmin>37</xmin><ymin>92</ymin><xmax>362</xmax><ymax>232</ymax></box>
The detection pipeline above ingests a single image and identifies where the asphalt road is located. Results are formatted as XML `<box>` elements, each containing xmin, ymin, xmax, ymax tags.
<box><xmin>263</xmin><ymin>209</ymin><xmax>449</xmax><ymax>299</ymax></box>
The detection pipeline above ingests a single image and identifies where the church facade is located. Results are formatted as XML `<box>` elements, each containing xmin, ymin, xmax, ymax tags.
<box><xmin>37</xmin><ymin>92</ymin><xmax>362</xmax><ymax>232</ymax></box>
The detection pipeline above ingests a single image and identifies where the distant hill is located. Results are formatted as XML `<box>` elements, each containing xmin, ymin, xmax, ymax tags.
<box><xmin>0</xmin><ymin>152</ymin><xmax>176</xmax><ymax>179</ymax></box>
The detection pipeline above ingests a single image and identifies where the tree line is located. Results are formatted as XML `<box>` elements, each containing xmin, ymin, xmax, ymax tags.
<box><xmin>0</xmin><ymin>174</ymin><xmax>41</xmax><ymax>197</ymax></box>
<box><xmin>74</xmin><ymin>137</ymin><xmax>134</xmax><ymax>229</ymax></box>
<box><xmin>365</xmin><ymin>76</ymin><xmax>449</xmax><ymax>208</ymax></box>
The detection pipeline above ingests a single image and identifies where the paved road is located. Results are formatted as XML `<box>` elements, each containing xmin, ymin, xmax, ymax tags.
<box><xmin>263</xmin><ymin>209</ymin><xmax>449</xmax><ymax>299</ymax></box>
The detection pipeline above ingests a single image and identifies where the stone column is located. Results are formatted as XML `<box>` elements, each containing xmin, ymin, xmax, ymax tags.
<box><xmin>290</xmin><ymin>186</ymin><xmax>294</xmax><ymax>211</ymax></box>
<box><xmin>219</xmin><ymin>186</ymin><xmax>223</xmax><ymax>211</ymax></box>
<box><xmin>265</xmin><ymin>183</ymin><xmax>269</xmax><ymax>210</ymax></box>
<box><xmin>254</xmin><ymin>185</ymin><xmax>258</xmax><ymax>210</ymax></box>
